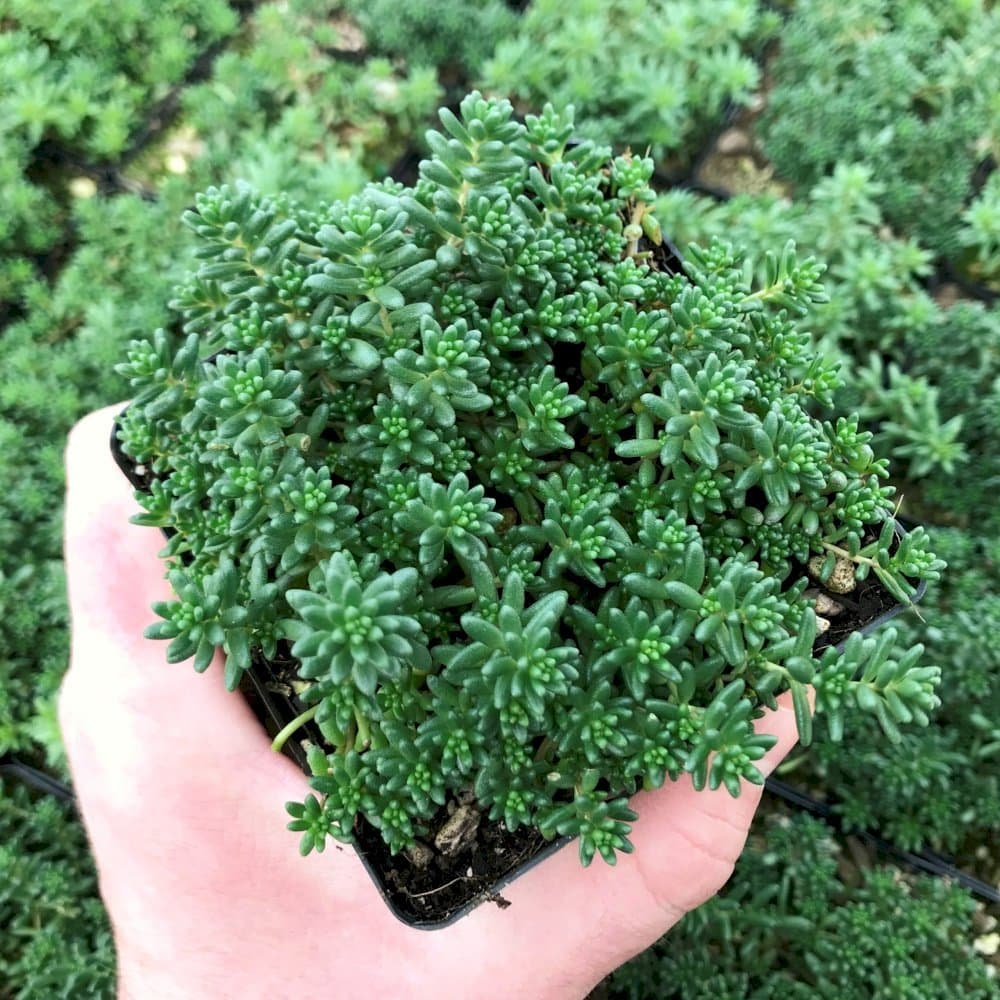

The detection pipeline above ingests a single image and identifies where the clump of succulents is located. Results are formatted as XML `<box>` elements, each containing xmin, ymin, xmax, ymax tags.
<box><xmin>344</xmin><ymin>0</ymin><xmax>517</xmax><ymax>79</ymax></box>
<box><xmin>758</xmin><ymin>0</ymin><xmax>1000</xmax><ymax>257</ymax></box>
<box><xmin>958</xmin><ymin>171</ymin><xmax>1000</xmax><ymax>291</ymax></box>
<box><xmin>485</xmin><ymin>0</ymin><xmax>764</xmax><ymax>166</ymax></box>
<box><xmin>116</xmin><ymin>92</ymin><xmax>943</xmax><ymax>866</ymax></box>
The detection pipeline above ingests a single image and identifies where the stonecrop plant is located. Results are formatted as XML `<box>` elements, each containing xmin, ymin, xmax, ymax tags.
<box><xmin>116</xmin><ymin>92</ymin><xmax>944</xmax><ymax>867</ymax></box>
<box><xmin>758</xmin><ymin>0</ymin><xmax>1000</xmax><ymax>257</ymax></box>
<box><xmin>484</xmin><ymin>0</ymin><xmax>764</xmax><ymax>168</ymax></box>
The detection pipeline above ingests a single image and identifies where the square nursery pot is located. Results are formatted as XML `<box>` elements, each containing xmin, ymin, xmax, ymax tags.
<box><xmin>110</xmin><ymin>416</ymin><xmax>927</xmax><ymax>929</ymax></box>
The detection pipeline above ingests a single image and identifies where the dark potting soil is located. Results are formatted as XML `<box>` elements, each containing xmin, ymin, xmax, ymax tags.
<box><xmin>352</xmin><ymin>804</ymin><xmax>550</xmax><ymax>925</ymax></box>
<box><xmin>238</xmin><ymin>646</ymin><xmax>560</xmax><ymax>926</ymax></box>
<box><xmin>811</xmin><ymin>569</ymin><xmax>903</xmax><ymax>652</ymax></box>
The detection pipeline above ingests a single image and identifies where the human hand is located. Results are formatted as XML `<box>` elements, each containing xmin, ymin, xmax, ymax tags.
<box><xmin>60</xmin><ymin>404</ymin><xmax>804</xmax><ymax>1000</ymax></box>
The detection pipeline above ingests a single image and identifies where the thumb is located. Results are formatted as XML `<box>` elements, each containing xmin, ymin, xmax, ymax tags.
<box><xmin>60</xmin><ymin>404</ymin><xmax>277</xmax><ymax>779</ymax></box>
<box><xmin>454</xmin><ymin>690</ymin><xmax>807</xmax><ymax>994</ymax></box>
<box><xmin>59</xmin><ymin>406</ymin><xmax>370</xmax><ymax>907</ymax></box>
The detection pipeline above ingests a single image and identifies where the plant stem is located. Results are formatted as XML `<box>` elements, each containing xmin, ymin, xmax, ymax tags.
<box><xmin>739</xmin><ymin>280</ymin><xmax>786</xmax><ymax>307</ymax></box>
<box><xmin>820</xmin><ymin>540</ymin><xmax>876</xmax><ymax>568</ymax></box>
<box><xmin>353</xmin><ymin>708</ymin><xmax>371</xmax><ymax>750</ymax></box>
<box><xmin>271</xmin><ymin>704</ymin><xmax>320</xmax><ymax>753</ymax></box>
<box><xmin>534</xmin><ymin>735</ymin><xmax>556</xmax><ymax>762</ymax></box>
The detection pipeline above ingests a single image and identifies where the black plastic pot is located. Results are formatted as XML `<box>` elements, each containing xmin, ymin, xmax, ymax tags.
<box><xmin>250</xmin><ymin>555</ymin><xmax>922</xmax><ymax>929</ymax></box>
<box><xmin>111</xmin><ymin>409</ymin><xmax>928</xmax><ymax>927</ymax></box>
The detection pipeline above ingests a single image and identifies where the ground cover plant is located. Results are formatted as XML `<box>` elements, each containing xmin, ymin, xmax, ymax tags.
<box><xmin>958</xmin><ymin>171</ymin><xmax>1000</xmax><ymax>291</ymax></box>
<box><xmin>758</xmin><ymin>0</ymin><xmax>1000</xmax><ymax>257</ymax></box>
<box><xmin>1</xmin><ymin>0</ymin><xmax>997</xmax><ymax>992</ymax></box>
<box><xmin>116</xmin><ymin>91</ymin><xmax>942</xmax><ymax>870</ymax></box>
<box><xmin>0</xmin><ymin>782</ymin><xmax>114</xmax><ymax>998</ymax></box>
<box><xmin>0</xmin><ymin>0</ymin><xmax>237</xmax><ymax>161</ymax></box>
<box><xmin>175</xmin><ymin>0</ymin><xmax>442</xmax><ymax>191</ymax></box>
<box><xmin>343</xmin><ymin>0</ymin><xmax>518</xmax><ymax>83</ymax></box>
<box><xmin>0</xmin><ymin>0</ymin><xmax>238</xmax><ymax>314</ymax></box>
<box><xmin>484</xmin><ymin>0</ymin><xmax>767</xmax><ymax>173</ymax></box>
<box><xmin>606</xmin><ymin>811</ymin><xmax>998</xmax><ymax>1000</ymax></box>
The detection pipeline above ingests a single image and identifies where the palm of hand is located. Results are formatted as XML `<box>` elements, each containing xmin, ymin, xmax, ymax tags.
<box><xmin>60</xmin><ymin>407</ymin><xmax>801</xmax><ymax>1000</ymax></box>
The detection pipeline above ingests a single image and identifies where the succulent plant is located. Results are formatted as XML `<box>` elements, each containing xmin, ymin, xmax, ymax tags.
<box><xmin>116</xmin><ymin>92</ymin><xmax>943</xmax><ymax>866</ymax></box>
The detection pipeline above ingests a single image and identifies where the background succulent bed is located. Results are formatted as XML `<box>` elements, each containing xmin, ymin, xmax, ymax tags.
<box><xmin>757</xmin><ymin>0</ymin><xmax>999</xmax><ymax>260</ymax></box>
<box><xmin>115</xmin><ymin>92</ymin><xmax>942</xmax><ymax>867</ymax></box>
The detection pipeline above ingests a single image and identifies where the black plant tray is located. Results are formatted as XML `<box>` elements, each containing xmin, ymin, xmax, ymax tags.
<box><xmin>110</xmin><ymin>402</ymin><xmax>927</xmax><ymax>928</ymax></box>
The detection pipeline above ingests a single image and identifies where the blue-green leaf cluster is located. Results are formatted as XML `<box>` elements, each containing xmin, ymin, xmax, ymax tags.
<box><xmin>118</xmin><ymin>91</ymin><xmax>942</xmax><ymax>866</ymax></box>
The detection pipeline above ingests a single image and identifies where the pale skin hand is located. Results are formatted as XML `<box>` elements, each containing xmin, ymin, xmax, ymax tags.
<box><xmin>60</xmin><ymin>405</ymin><xmax>805</xmax><ymax>1000</ymax></box>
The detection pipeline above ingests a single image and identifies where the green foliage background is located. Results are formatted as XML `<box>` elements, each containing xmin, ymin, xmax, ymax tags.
<box><xmin>0</xmin><ymin>0</ymin><xmax>996</xmax><ymax>995</ymax></box>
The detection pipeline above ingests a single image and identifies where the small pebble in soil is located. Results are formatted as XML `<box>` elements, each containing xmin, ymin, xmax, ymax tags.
<box><xmin>435</xmin><ymin>804</ymin><xmax>482</xmax><ymax>856</ymax></box>
<box><xmin>716</xmin><ymin>127</ymin><xmax>751</xmax><ymax>155</ymax></box>
<box><xmin>404</xmin><ymin>841</ymin><xmax>434</xmax><ymax>869</ymax></box>
<box><xmin>808</xmin><ymin>555</ymin><xmax>857</xmax><ymax>594</ymax></box>
<box><xmin>973</xmin><ymin>932</ymin><xmax>999</xmax><ymax>956</ymax></box>
<box><xmin>805</xmin><ymin>589</ymin><xmax>847</xmax><ymax>616</ymax></box>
